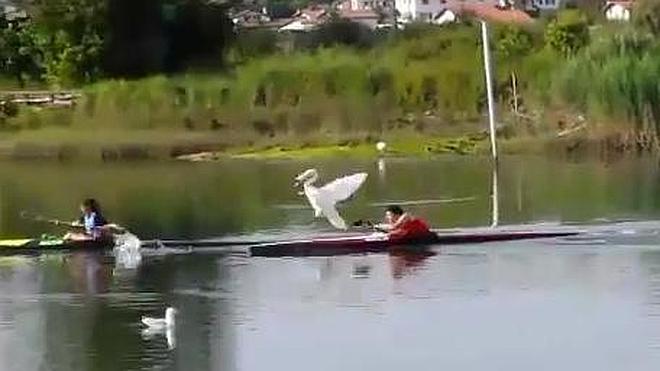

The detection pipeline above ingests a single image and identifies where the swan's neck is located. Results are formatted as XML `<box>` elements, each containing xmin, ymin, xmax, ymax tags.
<box><xmin>165</xmin><ymin>310</ymin><xmax>175</xmax><ymax>325</ymax></box>
<box><xmin>303</xmin><ymin>177</ymin><xmax>317</xmax><ymax>187</ymax></box>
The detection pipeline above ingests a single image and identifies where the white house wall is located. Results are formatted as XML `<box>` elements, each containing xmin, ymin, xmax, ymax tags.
<box><xmin>415</xmin><ymin>0</ymin><xmax>448</xmax><ymax>21</ymax></box>
<box><xmin>532</xmin><ymin>0</ymin><xmax>561</xmax><ymax>10</ymax></box>
<box><xmin>433</xmin><ymin>9</ymin><xmax>457</xmax><ymax>25</ymax></box>
<box><xmin>396</xmin><ymin>0</ymin><xmax>450</xmax><ymax>21</ymax></box>
<box><xmin>605</xmin><ymin>4</ymin><xmax>631</xmax><ymax>21</ymax></box>
<box><xmin>395</xmin><ymin>0</ymin><xmax>416</xmax><ymax>20</ymax></box>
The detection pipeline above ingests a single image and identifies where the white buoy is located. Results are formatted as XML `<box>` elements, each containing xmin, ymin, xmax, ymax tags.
<box><xmin>376</xmin><ymin>141</ymin><xmax>387</xmax><ymax>152</ymax></box>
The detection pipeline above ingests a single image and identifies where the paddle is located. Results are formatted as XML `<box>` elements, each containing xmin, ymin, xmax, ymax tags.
<box><xmin>20</xmin><ymin>211</ymin><xmax>126</xmax><ymax>234</ymax></box>
<box><xmin>352</xmin><ymin>219</ymin><xmax>389</xmax><ymax>233</ymax></box>
<box><xmin>20</xmin><ymin>211</ymin><xmax>80</xmax><ymax>228</ymax></box>
<box><xmin>352</xmin><ymin>219</ymin><xmax>374</xmax><ymax>228</ymax></box>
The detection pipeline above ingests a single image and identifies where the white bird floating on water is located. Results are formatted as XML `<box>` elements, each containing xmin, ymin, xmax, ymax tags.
<box><xmin>142</xmin><ymin>307</ymin><xmax>176</xmax><ymax>330</ymax></box>
<box><xmin>376</xmin><ymin>141</ymin><xmax>387</xmax><ymax>153</ymax></box>
<box><xmin>294</xmin><ymin>169</ymin><xmax>368</xmax><ymax>230</ymax></box>
<box><xmin>141</xmin><ymin>307</ymin><xmax>177</xmax><ymax>350</ymax></box>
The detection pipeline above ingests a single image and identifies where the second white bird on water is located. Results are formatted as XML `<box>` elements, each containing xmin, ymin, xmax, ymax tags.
<box><xmin>142</xmin><ymin>307</ymin><xmax>176</xmax><ymax>330</ymax></box>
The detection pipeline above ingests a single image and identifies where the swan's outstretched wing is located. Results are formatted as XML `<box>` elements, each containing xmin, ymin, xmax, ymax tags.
<box><xmin>319</xmin><ymin>173</ymin><xmax>368</xmax><ymax>203</ymax></box>
<box><xmin>314</xmin><ymin>172</ymin><xmax>367</xmax><ymax>229</ymax></box>
<box><xmin>318</xmin><ymin>201</ymin><xmax>347</xmax><ymax>229</ymax></box>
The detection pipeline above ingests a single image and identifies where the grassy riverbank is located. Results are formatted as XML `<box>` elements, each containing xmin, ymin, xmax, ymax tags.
<box><xmin>3</xmin><ymin>9</ymin><xmax>660</xmax><ymax>161</ymax></box>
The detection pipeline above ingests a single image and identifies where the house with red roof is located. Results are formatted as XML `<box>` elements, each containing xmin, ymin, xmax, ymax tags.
<box><xmin>604</xmin><ymin>1</ymin><xmax>634</xmax><ymax>21</ymax></box>
<box><xmin>452</xmin><ymin>1</ymin><xmax>534</xmax><ymax>25</ymax></box>
<box><xmin>395</xmin><ymin>0</ymin><xmax>534</xmax><ymax>25</ymax></box>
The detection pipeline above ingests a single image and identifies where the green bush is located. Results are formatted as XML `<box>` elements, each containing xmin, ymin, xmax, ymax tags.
<box><xmin>545</xmin><ymin>10</ymin><xmax>590</xmax><ymax>57</ymax></box>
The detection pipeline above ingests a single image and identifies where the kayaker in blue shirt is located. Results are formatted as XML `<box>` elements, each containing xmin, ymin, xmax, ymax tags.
<box><xmin>63</xmin><ymin>198</ymin><xmax>110</xmax><ymax>241</ymax></box>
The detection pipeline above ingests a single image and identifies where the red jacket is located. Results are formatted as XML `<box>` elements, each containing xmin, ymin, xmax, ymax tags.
<box><xmin>389</xmin><ymin>217</ymin><xmax>432</xmax><ymax>241</ymax></box>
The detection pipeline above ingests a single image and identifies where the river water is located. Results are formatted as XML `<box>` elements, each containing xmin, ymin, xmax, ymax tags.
<box><xmin>1</xmin><ymin>156</ymin><xmax>660</xmax><ymax>370</ymax></box>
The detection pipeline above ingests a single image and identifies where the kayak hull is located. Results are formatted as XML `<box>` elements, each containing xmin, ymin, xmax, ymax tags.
<box><xmin>0</xmin><ymin>228</ymin><xmax>580</xmax><ymax>256</ymax></box>
<box><xmin>249</xmin><ymin>230</ymin><xmax>579</xmax><ymax>257</ymax></box>
<box><xmin>0</xmin><ymin>238</ymin><xmax>114</xmax><ymax>253</ymax></box>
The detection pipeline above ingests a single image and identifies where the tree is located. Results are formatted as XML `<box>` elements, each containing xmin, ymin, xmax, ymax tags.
<box><xmin>496</xmin><ymin>25</ymin><xmax>533</xmax><ymax>114</ymax></box>
<box><xmin>566</xmin><ymin>0</ymin><xmax>607</xmax><ymax>20</ymax></box>
<box><xmin>545</xmin><ymin>10</ymin><xmax>589</xmax><ymax>57</ymax></box>
<box><xmin>32</xmin><ymin>0</ymin><xmax>106</xmax><ymax>84</ymax></box>
<box><xmin>103</xmin><ymin>0</ymin><xmax>166</xmax><ymax>77</ymax></box>
<box><xmin>315</xmin><ymin>19</ymin><xmax>375</xmax><ymax>49</ymax></box>
<box><xmin>105</xmin><ymin>0</ymin><xmax>236</xmax><ymax>77</ymax></box>
<box><xmin>634</xmin><ymin>0</ymin><xmax>660</xmax><ymax>36</ymax></box>
<box><xmin>162</xmin><ymin>0</ymin><xmax>235</xmax><ymax>72</ymax></box>
<box><xmin>231</xmin><ymin>30</ymin><xmax>278</xmax><ymax>62</ymax></box>
<box><xmin>0</xmin><ymin>15</ymin><xmax>43</xmax><ymax>86</ymax></box>
<box><xmin>267</xmin><ymin>2</ymin><xmax>296</xmax><ymax>19</ymax></box>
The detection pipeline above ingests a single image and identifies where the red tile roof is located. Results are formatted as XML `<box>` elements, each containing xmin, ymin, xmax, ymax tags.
<box><xmin>604</xmin><ymin>1</ymin><xmax>634</xmax><ymax>10</ymax></box>
<box><xmin>450</xmin><ymin>3</ymin><xmax>534</xmax><ymax>25</ymax></box>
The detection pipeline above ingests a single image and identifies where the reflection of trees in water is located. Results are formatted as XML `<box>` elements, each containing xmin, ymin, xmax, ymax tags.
<box><xmin>636</xmin><ymin>250</ymin><xmax>660</xmax><ymax>350</ymax></box>
<box><xmin>3</xmin><ymin>157</ymin><xmax>660</xmax><ymax>239</ymax></box>
<box><xmin>165</xmin><ymin>255</ymin><xmax>236</xmax><ymax>371</ymax></box>
<box><xmin>0</xmin><ymin>258</ymin><xmax>44</xmax><ymax>371</ymax></box>
<box><xmin>640</xmin><ymin>251</ymin><xmax>660</xmax><ymax>318</ymax></box>
<box><xmin>1</xmin><ymin>253</ymin><xmax>237</xmax><ymax>371</ymax></box>
<box><xmin>389</xmin><ymin>249</ymin><xmax>436</xmax><ymax>280</ymax></box>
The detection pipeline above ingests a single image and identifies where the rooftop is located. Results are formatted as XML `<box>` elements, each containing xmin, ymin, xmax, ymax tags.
<box><xmin>449</xmin><ymin>2</ymin><xmax>534</xmax><ymax>25</ymax></box>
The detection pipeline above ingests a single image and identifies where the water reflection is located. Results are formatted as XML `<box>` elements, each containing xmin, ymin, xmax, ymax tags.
<box><xmin>0</xmin><ymin>252</ymin><xmax>240</xmax><ymax>371</ymax></box>
<box><xmin>388</xmin><ymin>249</ymin><xmax>436</xmax><ymax>279</ymax></box>
<box><xmin>4</xmin><ymin>157</ymin><xmax>660</xmax><ymax>370</ymax></box>
<box><xmin>491</xmin><ymin>161</ymin><xmax>499</xmax><ymax>227</ymax></box>
<box><xmin>141</xmin><ymin>323</ymin><xmax>176</xmax><ymax>350</ymax></box>
<box><xmin>4</xmin><ymin>156</ymin><xmax>660</xmax><ymax>240</ymax></box>
<box><xmin>65</xmin><ymin>252</ymin><xmax>113</xmax><ymax>294</ymax></box>
<box><xmin>376</xmin><ymin>158</ymin><xmax>386</xmax><ymax>182</ymax></box>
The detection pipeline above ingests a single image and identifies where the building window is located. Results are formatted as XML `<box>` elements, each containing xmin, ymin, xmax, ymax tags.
<box><xmin>422</xmin><ymin>0</ymin><xmax>428</xmax><ymax>4</ymax></box>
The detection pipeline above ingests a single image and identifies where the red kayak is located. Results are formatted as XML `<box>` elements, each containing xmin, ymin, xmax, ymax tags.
<box><xmin>249</xmin><ymin>229</ymin><xmax>580</xmax><ymax>257</ymax></box>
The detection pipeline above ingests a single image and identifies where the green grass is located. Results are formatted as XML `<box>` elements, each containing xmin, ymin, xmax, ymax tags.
<box><xmin>4</xmin><ymin>22</ymin><xmax>660</xmax><ymax>159</ymax></box>
<box><xmin>226</xmin><ymin>134</ymin><xmax>488</xmax><ymax>160</ymax></box>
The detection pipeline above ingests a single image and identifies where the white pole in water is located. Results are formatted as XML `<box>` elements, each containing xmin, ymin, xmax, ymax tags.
<box><xmin>481</xmin><ymin>20</ymin><xmax>498</xmax><ymax>163</ymax></box>
<box><xmin>491</xmin><ymin>164</ymin><xmax>499</xmax><ymax>227</ymax></box>
<box><xmin>481</xmin><ymin>20</ymin><xmax>499</xmax><ymax>227</ymax></box>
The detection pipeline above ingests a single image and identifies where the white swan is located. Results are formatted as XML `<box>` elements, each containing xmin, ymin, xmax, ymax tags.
<box><xmin>141</xmin><ymin>307</ymin><xmax>176</xmax><ymax>330</ymax></box>
<box><xmin>294</xmin><ymin>169</ymin><xmax>368</xmax><ymax>230</ymax></box>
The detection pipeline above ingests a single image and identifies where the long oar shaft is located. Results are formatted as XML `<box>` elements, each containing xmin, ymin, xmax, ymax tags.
<box><xmin>20</xmin><ymin>211</ymin><xmax>125</xmax><ymax>233</ymax></box>
<box><xmin>20</xmin><ymin>211</ymin><xmax>79</xmax><ymax>228</ymax></box>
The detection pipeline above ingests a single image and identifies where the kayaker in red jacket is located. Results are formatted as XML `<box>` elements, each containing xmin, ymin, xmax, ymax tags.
<box><xmin>376</xmin><ymin>205</ymin><xmax>433</xmax><ymax>241</ymax></box>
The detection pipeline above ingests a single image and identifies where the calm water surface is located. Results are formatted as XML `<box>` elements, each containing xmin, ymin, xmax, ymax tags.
<box><xmin>2</xmin><ymin>156</ymin><xmax>660</xmax><ymax>370</ymax></box>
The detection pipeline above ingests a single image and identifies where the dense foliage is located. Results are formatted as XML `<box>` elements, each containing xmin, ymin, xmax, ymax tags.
<box><xmin>0</xmin><ymin>0</ymin><xmax>234</xmax><ymax>86</ymax></box>
<box><xmin>3</xmin><ymin>3</ymin><xmax>660</xmax><ymax>149</ymax></box>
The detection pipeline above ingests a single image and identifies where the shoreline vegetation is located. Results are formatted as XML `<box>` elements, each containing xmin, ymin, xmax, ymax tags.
<box><xmin>2</xmin><ymin>1</ymin><xmax>660</xmax><ymax>161</ymax></box>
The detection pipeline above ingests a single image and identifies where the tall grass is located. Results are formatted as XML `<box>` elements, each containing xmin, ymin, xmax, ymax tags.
<box><xmin>551</xmin><ymin>30</ymin><xmax>660</xmax><ymax>132</ymax></box>
<box><xmin>7</xmin><ymin>25</ymin><xmax>489</xmax><ymax>143</ymax></box>
<box><xmin>9</xmin><ymin>22</ymin><xmax>660</xmax><ymax>154</ymax></box>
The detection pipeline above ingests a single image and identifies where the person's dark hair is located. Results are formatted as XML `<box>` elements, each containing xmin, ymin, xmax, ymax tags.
<box><xmin>386</xmin><ymin>205</ymin><xmax>404</xmax><ymax>216</ymax></box>
<box><xmin>82</xmin><ymin>198</ymin><xmax>101</xmax><ymax>214</ymax></box>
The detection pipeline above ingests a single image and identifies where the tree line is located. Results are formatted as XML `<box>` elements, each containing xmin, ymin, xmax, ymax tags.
<box><xmin>1</xmin><ymin>0</ymin><xmax>233</xmax><ymax>87</ymax></box>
